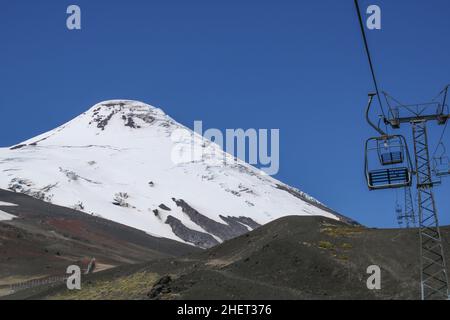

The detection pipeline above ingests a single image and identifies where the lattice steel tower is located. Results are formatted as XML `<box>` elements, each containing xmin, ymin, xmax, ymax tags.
<box><xmin>412</xmin><ymin>120</ymin><xmax>448</xmax><ymax>299</ymax></box>
<box><xmin>382</xmin><ymin>92</ymin><xmax>450</xmax><ymax>300</ymax></box>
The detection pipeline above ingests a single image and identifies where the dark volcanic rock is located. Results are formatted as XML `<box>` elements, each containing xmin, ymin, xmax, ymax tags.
<box><xmin>165</xmin><ymin>215</ymin><xmax>219</xmax><ymax>249</ymax></box>
<box><xmin>158</xmin><ymin>204</ymin><xmax>171</xmax><ymax>211</ymax></box>
<box><xmin>95</xmin><ymin>111</ymin><xmax>116</xmax><ymax>130</ymax></box>
<box><xmin>9</xmin><ymin>144</ymin><xmax>27</xmax><ymax>150</ymax></box>
<box><xmin>172</xmin><ymin>198</ymin><xmax>257</xmax><ymax>242</ymax></box>
<box><xmin>124</xmin><ymin>117</ymin><xmax>137</xmax><ymax>128</ymax></box>
<box><xmin>147</xmin><ymin>275</ymin><xmax>172</xmax><ymax>299</ymax></box>
<box><xmin>220</xmin><ymin>215</ymin><xmax>261</xmax><ymax>230</ymax></box>
<box><xmin>157</xmin><ymin>275</ymin><xmax>172</xmax><ymax>285</ymax></box>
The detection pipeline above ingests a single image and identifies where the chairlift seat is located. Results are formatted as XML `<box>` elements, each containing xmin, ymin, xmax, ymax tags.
<box><xmin>368</xmin><ymin>167</ymin><xmax>411</xmax><ymax>189</ymax></box>
<box><xmin>380</xmin><ymin>151</ymin><xmax>403</xmax><ymax>165</ymax></box>
<box><xmin>432</xmin><ymin>142</ymin><xmax>449</xmax><ymax>177</ymax></box>
<box><xmin>433</xmin><ymin>155</ymin><xmax>449</xmax><ymax>177</ymax></box>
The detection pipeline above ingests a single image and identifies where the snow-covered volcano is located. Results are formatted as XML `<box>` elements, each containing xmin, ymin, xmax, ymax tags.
<box><xmin>0</xmin><ymin>100</ymin><xmax>353</xmax><ymax>248</ymax></box>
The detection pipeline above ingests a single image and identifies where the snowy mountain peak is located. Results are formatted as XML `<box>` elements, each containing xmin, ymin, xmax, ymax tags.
<box><xmin>85</xmin><ymin>100</ymin><xmax>170</xmax><ymax>131</ymax></box>
<box><xmin>17</xmin><ymin>100</ymin><xmax>177</xmax><ymax>148</ymax></box>
<box><xmin>0</xmin><ymin>100</ymin><xmax>355</xmax><ymax>248</ymax></box>
<box><xmin>89</xmin><ymin>99</ymin><xmax>166</xmax><ymax>115</ymax></box>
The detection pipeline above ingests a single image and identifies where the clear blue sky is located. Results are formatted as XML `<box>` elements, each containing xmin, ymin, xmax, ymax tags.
<box><xmin>1</xmin><ymin>0</ymin><xmax>449</xmax><ymax>227</ymax></box>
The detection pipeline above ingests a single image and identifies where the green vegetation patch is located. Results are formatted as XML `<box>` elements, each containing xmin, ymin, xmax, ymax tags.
<box><xmin>50</xmin><ymin>271</ymin><xmax>159</xmax><ymax>300</ymax></box>
<box><xmin>340</xmin><ymin>243</ymin><xmax>353</xmax><ymax>250</ymax></box>
<box><xmin>337</xmin><ymin>255</ymin><xmax>349</xmax><ymax>261</ymax></box>
<box><xmin>320</xmin><ymin>226</ymin><xmax>364</xmax><ymax>238</ymax></box>
<box><xmin>318</xmin><ymin>241</ymin><xmax>335</xmax><ymax>250</ymax></box>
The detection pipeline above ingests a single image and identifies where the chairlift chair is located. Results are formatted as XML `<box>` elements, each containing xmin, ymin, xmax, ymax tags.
<box><xmin>433</xmin><ymin>143</ymin><xmax>450</xmax><ymax>177</ymax></box>
<box><xmin>365</xmin><ymin>135</ymin><xmax>413</xmax><ymax>190</ymax></box>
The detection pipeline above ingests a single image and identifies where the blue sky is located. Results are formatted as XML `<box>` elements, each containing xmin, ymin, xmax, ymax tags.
<box><xmin>1</xmin><ymin>0</ymin><xmax>449</xmax><ymax>227</ymax></box>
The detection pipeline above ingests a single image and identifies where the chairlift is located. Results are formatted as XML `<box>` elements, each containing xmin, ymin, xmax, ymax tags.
<box><xmin>433</xmin><ymin>143</ymin><xmax>450</xmax><ymax>177</ymax></box>
<box><xmin>365</xmin><ymin>135</ymin><xmax>413</xmax><ymax>190</ymax></box>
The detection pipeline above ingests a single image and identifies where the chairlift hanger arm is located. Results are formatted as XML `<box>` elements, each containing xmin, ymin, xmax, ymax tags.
<box><xmin>365</xmin><ymin>93</ymin><xmax>388</xmax><ymax>136</ymax></box>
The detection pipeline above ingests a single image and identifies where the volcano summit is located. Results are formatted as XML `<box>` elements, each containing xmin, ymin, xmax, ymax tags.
<box><xmin>0</xmin><ymin>100</ymin><xmax>355</xmax><ymax>248</ymax></box>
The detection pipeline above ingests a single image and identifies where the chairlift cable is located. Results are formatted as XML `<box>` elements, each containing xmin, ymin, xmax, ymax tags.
<box><xmin>354</xmin><ymin>0</ymin><xmax>388</xmax><ymax>122</ymax></box>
